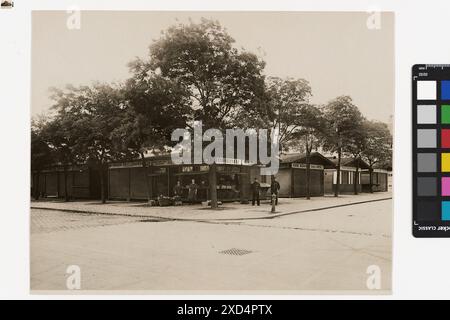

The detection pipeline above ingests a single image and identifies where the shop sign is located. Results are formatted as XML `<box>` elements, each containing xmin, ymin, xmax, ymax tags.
<box><xmin>182</xmin><ymin>166</ymin><xmax>193</xmax><ymax>172</ymax></box>
<box><xmin>217</xmin><ymin>166</ymin><xmax>241</xmax><ymax>173</ymax></box>
<box><xmin>291</xmin><ymin>163</ymin><xmax>324</xmax><ymax>170</ymax></box>
<box><xmin>215</xmin><ymin>157</ymin><xmax>255</xmax><ymax>166</ymax></box>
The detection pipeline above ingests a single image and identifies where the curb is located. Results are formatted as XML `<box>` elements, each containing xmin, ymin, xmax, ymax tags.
<box><xmin>31</xmin><ymin>197</ymin><xmax>392</xmax><ymax>222</ymax></box>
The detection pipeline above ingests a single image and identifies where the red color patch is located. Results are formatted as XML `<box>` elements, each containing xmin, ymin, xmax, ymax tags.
<box><xmin>442</xmin><ymin>129</ymin><xmax>450</xmax><ymax>148</ymax></box>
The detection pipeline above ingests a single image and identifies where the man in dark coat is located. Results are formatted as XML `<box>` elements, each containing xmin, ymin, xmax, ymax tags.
<box><xmin>187</xmin><ymin>179</ymin><xmax>199</xmax><ymax>204</ymax></box>
<box><xmin>173</xmin><ymin>181</ymin><xmax>184</xmax><ymax>199</ymax></box>
<box><xmin>251</xmin><ymin>178</ymin><xmax>260</xmax><ymax>206</ymax></box>
<box><xmin>270</xmin><ymin>176</ymin><xmax>281</xmax><ymax>205</ymax></box>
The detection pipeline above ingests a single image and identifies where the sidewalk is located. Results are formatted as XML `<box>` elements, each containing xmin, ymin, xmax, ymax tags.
<box><xmin>31</xmin><ymin>192</ymin><xmax>392</xmax><ymax>221</ymax></box>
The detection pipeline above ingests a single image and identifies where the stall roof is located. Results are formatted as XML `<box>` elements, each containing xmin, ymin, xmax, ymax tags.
<box><xmin>109</xmin><ymin>153</ymin><xmax>258</xmax><ymax>168</ymax></box>
<box><xmin>280</xmin><ymin>152</ymin><xmax>335</xmax><ymax>169</ymax></box>
<box><xmin>327</xmin><ymin>157</ymin><xmax>370</xmax><ymax>169</ymax></box>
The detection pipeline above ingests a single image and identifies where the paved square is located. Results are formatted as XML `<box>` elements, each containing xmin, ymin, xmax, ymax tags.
<box><xmin>31</xmin><ymin>196</ymin><xmax>392</xmax><ymax>293</ymax></box>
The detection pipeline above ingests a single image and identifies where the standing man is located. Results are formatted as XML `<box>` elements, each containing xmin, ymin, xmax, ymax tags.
<box><xmin>187</xmin><ymin>179</ymin><xmax>199</xmax><ymax>204</ymax></box>
<box><xmin>270</xmin><ymin>176</ymin><xmax>281</xmax><ymax>205</ymax></box>
<box><xmin>173</xmin><ymin>180</ymin><xmax>184</xmax><ymax>199</ymax></box>
<box><xmin>251</xmin><ymin>178</ymin><xmax>260</xmax><ymax>206</ymax></box>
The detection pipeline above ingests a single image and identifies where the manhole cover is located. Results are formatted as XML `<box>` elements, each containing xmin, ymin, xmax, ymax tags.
<box><xmin>219</xmin><ymin>248</ymin><xmax>252</xmax><ymax>256</ymax></box>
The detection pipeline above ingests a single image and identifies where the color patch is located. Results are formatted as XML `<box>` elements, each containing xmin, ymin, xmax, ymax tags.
<box><xmin>417</xmin><ymin>153</ymin><xmax>436</xmax><ymax>172</ymax></box>
<box><xmin>442</xmin><ymin>129</ymin><xmax>450</xmax><ymax>148</ymax></box>
<box><xmin>442</xmin><ymin>153</ymin><xmax>450</xmax><ymax>172</ymax></box>
<box><xmin>442</xmin><ymin>80</ymin><xmax>450</xmax><ymax>100</ymax></box>
<box><xmin>442</xmin><ymin>202</ymin><xmax>450</xmax><ymax>221</ymax></box>
<box><xmin>441</xmin><ymin>105</ymin><xmax>450</xmax><ymax>124</ymax></box>
<box><xmin>417</xmin><ymin>105</ymin><xmax>436</xmax><ymax>124</ymax></box>
<box><xmin>443</xmin><ymin>177</ymin><xmax>450</xmax><ymax>196</ymax></box>
<box><xmin>417</xmin><ymin>200</ymin><xmax>440</xmax><ymax>221</ymax></box>
<box><xmin>417</xmin><ymin>129</ymin><xmax>436</xmax><ymax>148</ymax></box>
<box><xmin>417</xmin><ymin>80</ymin><xmax>436</xmax><ymax>100</ymax></box>
<box><xmin>417</xmin><ymin>177</ymin><xmax>437</xmax><ymax>196</ymax></box>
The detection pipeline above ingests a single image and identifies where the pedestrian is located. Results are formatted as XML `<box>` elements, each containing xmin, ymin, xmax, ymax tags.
<box><xmin>198</xmin><ymin>180</ymin><xmax>208</xmax><ymax>201</ymax></box>
<box><xmin>187</xmin><ymin>179</ymin><xmax>199</xmax><ymax>204</ymax></box>
<box><xmin>173</xmin><ymin>180</ymin><xmax>184</xmax><ymax>199</ymax></box>
<box><xmin>270</xmin><ymin>176</ymin><xmax>280</xmax><ymax>205</ymax></box>
<box><xmin>251</xmin><ymin>178</ymin><xmax>260</xmax><ymax>206</ymax></box>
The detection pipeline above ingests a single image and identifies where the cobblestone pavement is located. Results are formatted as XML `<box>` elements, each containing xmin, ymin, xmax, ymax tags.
<box><xmin>31</xmin><ymin>209</ymin><xmax>145</xmax><ymax>234</ymax></box>
<box><xmin>30</xmin><ymin>192</ymin><xmax>392</xmax><ymax>221</ymax></box>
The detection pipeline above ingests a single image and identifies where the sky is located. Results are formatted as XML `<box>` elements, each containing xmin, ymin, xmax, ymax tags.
<box><xmin>31</xmin><ymin>11</ymin><xmax>394</xmax><ymax>123</ymax></box>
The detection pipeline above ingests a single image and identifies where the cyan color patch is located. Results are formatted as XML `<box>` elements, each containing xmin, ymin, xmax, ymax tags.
<box><xmin>442</xmin><ymin>201</ymin><xmax>450</xmax><ymax>221</ymax></box>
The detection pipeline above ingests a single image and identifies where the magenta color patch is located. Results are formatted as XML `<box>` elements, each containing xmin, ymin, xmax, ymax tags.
<box><xmin>442</xmin><ymin>177</ymin><xmax>450</xmax><ymax>196</ymax></box>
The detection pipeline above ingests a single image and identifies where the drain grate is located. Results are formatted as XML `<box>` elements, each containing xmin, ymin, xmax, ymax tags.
<box><xmin>219</xmin><ymin>248</ymin><xmax>253</xmax><ymax>256</ymax></box>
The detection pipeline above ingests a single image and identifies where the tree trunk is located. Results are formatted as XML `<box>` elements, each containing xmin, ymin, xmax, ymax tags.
<box><xmin>209</xmin><ymin>162</ymin><xmax>218</xmax><ymax>208</ymax></box>
<box><xmin>335</xmin><ymin>147</ymin><xmax>341</xmax><ymax>197</ymax></box>
<box><xmin>354</xmin><ymin>161</ymin><xmax>359</xmax><ymax>195</ymax></box>
<box><xmin>369</xmin><ymin>166</ymin><xmax>374</xmax><ymax>193</ymax></box>
<box><xmin>100</xmin><ymin>165</ymin><xmax>106</xmax><ymax>204</ymax></box>
<box><xmin>141</xmin><ymin>153</ymin><xmax>152</xmax><ymax>202</ymax></box>
<box><xmin>305</xmin><ymin>139</ymin><xmax>311</xmax><ymax>200</ymax></box>
<box><xmin>64</xmin><ymin>165</ymin><xmax>69</xmax><ymax>202</ymax></box>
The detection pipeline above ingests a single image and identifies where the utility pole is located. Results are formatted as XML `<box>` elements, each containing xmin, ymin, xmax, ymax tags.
<box><xmin>271</xmin><ymin>192</ymin><xmax>276</xmax><ymax>213</ymax></box>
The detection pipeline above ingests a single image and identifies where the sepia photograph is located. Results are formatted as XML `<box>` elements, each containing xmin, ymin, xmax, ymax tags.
<box><xmin>30</xmin><ymin>11</ymin><xmax>394</xmax><ymax>293</ymax></box>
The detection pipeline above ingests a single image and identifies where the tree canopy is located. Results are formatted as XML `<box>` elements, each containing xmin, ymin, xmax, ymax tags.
<box><xmin>361</xmin><ymin>120</ymin><xmax>392</xmax><ymax>169</ymax></box>
<box><xmin>147</xmin><ymin>18</ymin><xmax>266</xmax><ymax>130</ymax></box>
<box><xmin>264</xmin><ymin>76</ymin><xmax>313</xmax><ymax>152</ymax></box>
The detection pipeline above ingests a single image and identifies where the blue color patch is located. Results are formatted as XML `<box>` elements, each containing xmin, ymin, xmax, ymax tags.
<box><xmin>442</xmin><ymin>80</ymin><xmax>450</xmax><ymax>100</ymax></box>
<box><xmin>442</xmin><ymin>201</ymin><xmax>450</xmax><ymax>221</ymax></box>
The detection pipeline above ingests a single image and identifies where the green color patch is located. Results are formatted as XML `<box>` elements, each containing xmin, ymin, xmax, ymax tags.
<box><xmin>442</xmin><ymin>105</ymin><xmax>450</xmax><ymax>124</ymax></box>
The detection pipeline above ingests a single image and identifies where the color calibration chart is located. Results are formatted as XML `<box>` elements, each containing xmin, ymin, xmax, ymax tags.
<box><xmin>413</xmin><ymin>64</ymin><xmax>450</xmax><ymax>237</ymax></box>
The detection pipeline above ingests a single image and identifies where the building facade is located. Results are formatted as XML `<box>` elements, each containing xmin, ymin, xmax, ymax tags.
<box><xmin>108</xmin><ymin>155</ymin><xmax>261</xmax><ymax>203</ymax></box>
<box><xmin>277</xmin><ymin>152</ymin><xmax>335</xmax><ymax>198</ymax></box>
<box><xmin>31</xmin><ymin>153</ymin><xmax>390</xmax><ymax>202</ymax></box>
<box><xmin>31</xmin><ymin>165</ymin><xmax>101</xmax><ymax>199</ymax></box>
<box><xmin>323</xmin><ymin>157</ymin><xmax>389</xmax><ymax>194</ymax></box>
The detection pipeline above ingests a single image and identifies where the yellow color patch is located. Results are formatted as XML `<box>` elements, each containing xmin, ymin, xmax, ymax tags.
<box><xmin>442</xmin><ymin>153</ymin><xmax>450</xmax><ymax>172</ymax></box>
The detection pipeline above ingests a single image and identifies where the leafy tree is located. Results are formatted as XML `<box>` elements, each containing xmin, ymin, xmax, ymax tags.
<box><xmin>51</xmin><ymin>83</ymin><xmax>131</xmax><ymax>203</ymax></box>
<box><xmin>261</xmin><ymin>77</ymin><xmax>317</xmax><ymax>199</ymax></box>
<box><xmin>31</xmin><ymin>117</ymin><xmax>53</xmax><ymax>200</ymax></box>
<box><xmin>343</xmin><ymin>120</ymin><xmax>368</xmax><ymax>195</ymax></box>
<box><xmin>289</xmin><ymin>104</ymin><xmax>325</xmax><ymax>199</ymax></box>
<box><xmin>36</xmin><ymin>98</ymin><xmax>85</xmax><ymax>202</ymax></box>
<box><xmin>145</xmin><ymin>18</ymin><xmax>266</xmax><ymax>208</ymax></box>
<box><xmin>264</xmin><ymin>77</ymin><xmax>312</xmax><ymax>153</ymax></box>
<box><xmin>322</xmin><ymin>96</ymin><xmax>364</xmax><ymax>197</ymax></box>
<box><xmin>361</xmin><ymin>120</ymin><xmax>392</xmax><ymax>193</ymax></box>
<box><xmin>114</xmin><ymin>69</ymin><xmax>191</xmax><ymax>201</ymax></box>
